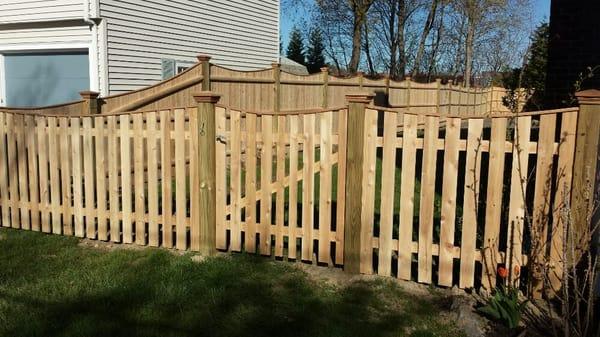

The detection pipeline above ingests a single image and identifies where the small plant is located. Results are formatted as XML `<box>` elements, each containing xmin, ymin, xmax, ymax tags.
<box><xmin>478</xmin><ymin>266</ymin><xmax>528</xmax><ymax>329</ymax></box>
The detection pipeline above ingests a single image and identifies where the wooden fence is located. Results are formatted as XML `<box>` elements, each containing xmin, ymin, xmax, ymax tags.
<box><xmin>0</xmin><ymin>55</ymin><xmax>514</xmax><ymax>116</ymax></box>
<box><xmin>1</xmin><ymin>90</ymin><xmax>598</xmax><ymax>296</ymax></box>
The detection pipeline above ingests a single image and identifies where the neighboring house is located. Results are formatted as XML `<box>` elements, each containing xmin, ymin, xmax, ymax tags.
<box><xmin>545</xmin><ymin>0</ymin><xmax>600</xmax><ymax>108</ymax></box>
<box><xmin>0</xmin><ymin>0</ymin><xmax>280</xmax><ymax>107</ymax></box>
<box><xmin>280</xmin><ymin>56</ymin><xmax>309</xmax><ymax>75</ymax></box>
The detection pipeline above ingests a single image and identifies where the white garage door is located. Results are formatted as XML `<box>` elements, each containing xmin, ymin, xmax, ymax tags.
<box><xmin>3</xmin><ymin>51</ymin><xmax>89</xmax><ymax>107</ymax></box>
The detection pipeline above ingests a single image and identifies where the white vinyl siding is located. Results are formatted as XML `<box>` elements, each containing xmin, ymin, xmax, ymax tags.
<box><xmin>0</xmin><ymin>0</ymin><xmax>84</xmax><ymax>24</ymax></box>
<box><xmin>0</xmin><ymin>25</ymin><xmax>92</xmax><ymax>48</ymax></box>
<box><xmin>100</xmin><ymin>0</ymin><xmax>279</xmax><ymax>94</ymax></box>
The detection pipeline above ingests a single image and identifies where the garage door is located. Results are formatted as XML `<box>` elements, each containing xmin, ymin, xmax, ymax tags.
<box><xmin>4</xmin><ymin>51</ymin><xmax>89</xmax><ymax>107</ymax></box>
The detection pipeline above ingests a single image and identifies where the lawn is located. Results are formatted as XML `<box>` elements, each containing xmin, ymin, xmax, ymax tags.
<box><xmin>0</xmin><ymin>228</ymin><xmax>465</xmax><ymax>337</ymax></box>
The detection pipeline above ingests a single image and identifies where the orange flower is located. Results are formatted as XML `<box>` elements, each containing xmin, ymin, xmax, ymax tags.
<box><xmin>514</xmin><ymin>265</ymin><xmax>521</xmax><ymax>277</ymax></box>
<box><xmin>498</xmin><ymin>267</ymin><xmax>508</xmax><ymax>279</ymax></box>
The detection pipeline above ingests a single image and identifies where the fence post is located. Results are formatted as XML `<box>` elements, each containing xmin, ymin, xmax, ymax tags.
<box><xmin>191</xmin><ymin>91</ymin><xmax>221</xmax><ymax>255</ymax></box>
<box><xmin>572</xmin><ymin>89</ymin><xmax>600</xmax><ymax>245</ymax></box>
<box><xmin>344</xmin><ymin>91</ymin><xmax>375</xmax><ymax>274</ymax></box>
<box><xmin>79</xmin><ymin>91</ymin><xmax>100</xmax><ymax>114</ymax></box>
<box><xmin>272</xmin><ymin>62</ymin><xmax>281</xmax><ymax>112</ymax></box>
<box><xmin>197</xmin><ymin>55</ymin><xmax>211</xmax><ymax>91</ymax></box>
<box><xmin>321</xmin><ymin>66</ymin><xmax>329</xmax><ymax>108</ymax></box>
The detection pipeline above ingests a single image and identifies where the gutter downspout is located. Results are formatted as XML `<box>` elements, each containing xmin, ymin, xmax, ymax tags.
<box><xmin>83</xmin><ymin>0</ymin><xmax>100</xmax><ymax>93</ymax></box>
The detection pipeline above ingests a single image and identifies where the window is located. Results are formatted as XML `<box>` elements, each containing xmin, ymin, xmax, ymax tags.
<box><xmin>162</xmin><ymin>59</ymin><xmax>194</xmax><ymax>80</ymax></box>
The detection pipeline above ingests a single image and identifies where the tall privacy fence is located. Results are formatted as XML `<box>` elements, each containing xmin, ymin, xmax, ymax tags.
<box><xmin>1</xmin><ymin>89</ymin><xmax>599</xmax><ymax>297</ymax></box>
<box><xmin>0</xmin><ymin>55</ymin><xmax>513</xmax><ymax>116</ymax></box>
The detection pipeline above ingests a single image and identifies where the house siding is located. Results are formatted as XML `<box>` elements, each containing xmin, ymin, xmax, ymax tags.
<box><xmin>0</xmin><ymin>25</ymin><xmax>92</xmax><ymax>47</ymax></box>
<box><xmin>99</xmin><ymin>0</ymin><xmax>279</xmax><ymax>94</ymax></box>
<box><xmin>0</xmin><ymin>0</ymin><xmax>85</xmax><ymax>24</ymax></box>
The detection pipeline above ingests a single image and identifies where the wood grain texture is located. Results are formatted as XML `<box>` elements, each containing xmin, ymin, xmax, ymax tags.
<box><xmin>459</xmin><ymin>118</ymin><xmax>484</xmax><ymax>288</ymax></box>
<box><xmin>438</xmin><ymin>117</ymin><xmax>460</xmax><ymax>287</ymax></box>
<box><xmin>398</xmin><ymin>113</ymin><xmax>417</xmax><ymax>280</ymax></box>
<box><xmin>482</xmin><ymin>117</ymin><xmax>507</xmax><ymax>290</ymax></box>
<box><xmin>378</xmin><ymin>110</ymin><xmax>398</xmax><ymax>276</ymax></box>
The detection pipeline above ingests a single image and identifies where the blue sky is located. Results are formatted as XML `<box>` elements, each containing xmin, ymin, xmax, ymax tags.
<box><xmin>280</xmin><ymin>0</ymin><xmax>551</xmax><ymax>50</ymax></box>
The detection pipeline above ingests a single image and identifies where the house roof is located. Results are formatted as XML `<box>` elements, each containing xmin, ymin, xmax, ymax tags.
<box><xmin>280</xmin><ymin>56</ymin><xmax>309</xmax><ymax>75</ymax></box>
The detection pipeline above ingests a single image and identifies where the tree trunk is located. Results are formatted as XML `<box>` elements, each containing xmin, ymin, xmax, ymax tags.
<box><xmin>464</xmin><ymin>12</ymin><xmax>476</xmax><ymax>87</ymax></box>
<box><xmin>363</xmin><ymin>22</ymin><xmax>376</xmax><ymax>76</ymax></box>
<box><xmin>395</xmin><ymin>0</ymin><xmax>406</xmax><ymax>78</ymax></box>
<box><xmin>412</xmin><ymin>0</ymin><xmax>439</xmax><ymax>77</ymax></box>
<box><xmin>388</xmin><ymin>0</ymin><xmax>398</xmax><ymax>78</ymax></box>
<box><xmin>349</xmin><ymin>9</ymin><xmax>365</xmax><ymax>74</ymax></box>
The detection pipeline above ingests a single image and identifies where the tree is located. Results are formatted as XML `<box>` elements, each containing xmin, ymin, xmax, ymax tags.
<box><xmin>502</xmin><ymin>22</ymin><xmax>549</xmax><ymax>110</ymax></box>
<box><xmin>286</xmin><ymin>27</ymin><xmax>306</xmax><ymax>65</ymax></box>
<box><xmin>306</xmin><ymin>27</ymin><xmax>327</xmax><ymax>73</ymax></box>
<box><xmin>411</xmin><ymin>0</ymin><xmax>439</xmax><ymax>77</ymax></box>
<box><xmin>347</xmin><ymin>0</ymin><xmax>376</xmax><ymax>74</ymax></box>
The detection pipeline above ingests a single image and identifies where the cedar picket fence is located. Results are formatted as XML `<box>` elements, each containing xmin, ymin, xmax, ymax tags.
<box><xmin>0</xmin><ymin>90</ymin><xmax>598</xmax><ymax>298</ymax></box>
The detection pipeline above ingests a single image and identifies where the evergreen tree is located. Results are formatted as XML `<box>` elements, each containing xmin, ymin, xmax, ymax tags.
<box><xmin>306</xmin><ymin>28</ymin><xmax>326</xmax><ymax>73</ymax></box>
<box><xmin>286</xmin><ymin>27</ymin><xmax>306</xmax><ymax>65</ymax></box>
<box><xmin>503</xmin><ymin>22</ymin><xmax>549</xmax><ymax>110</ymax></box>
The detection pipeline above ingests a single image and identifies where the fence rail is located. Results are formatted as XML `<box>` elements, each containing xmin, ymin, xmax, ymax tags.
<box><xmin>0</xmin><ymin>89</ymin><xmax>597</xmax><ymax>299</ymax></box>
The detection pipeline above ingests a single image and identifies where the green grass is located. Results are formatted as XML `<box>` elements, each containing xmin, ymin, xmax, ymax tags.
<box><xmin>0</xmin><ymin>228</ymin><xmax>465</xmax><ymax>337</ymax></box>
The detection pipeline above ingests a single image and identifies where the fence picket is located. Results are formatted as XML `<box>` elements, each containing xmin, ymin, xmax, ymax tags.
<box><xmin>301</xmin><ymin>114</ymin><xmax>315</xmax><ymax>261</ymax></box>
<box><xmin>174</xmin><ymin>109</ymin><xmax>187</xmax><ymax>250</ymax></box>
<box><xmin>260</xmin><ymin>115</ymin><xmax>273</xmax><ymax>255</ymax></box>
<box><xmin>507</xmin><ymin>116</ymin><xmax>532</xmax><ymax>282</ymax></box>
<box><xmin>83</xmin><ymin>117</ymin><xmax>96</xmax><ymax>239</ymax></box>
<box><xmin>318</xmin><ymin>112</ymin><xmax>333</xmax><ymax>264</ymax></box>
<box><xmin>459</xmin><ymin>119</ymin><xmax>484</xmax><ymax>288</ymax></box>
<box><xmin>120</xmin><ymin>115</ymin><xmax>133</xmax><ymax>243</ymax></box>
<box><xmin>59</xmin><ymin>117</ymin><xmax>72</xmax><ymax>235</ymax></box>
<box><xmin>482</xmin><ymin>117</ymin><xmax>508</xmax><ymax>290</ymax></box>
<box><xmin>0</xmin><ymin>113</ymin><xmax>8</xmax><ymax>228</ymax></box>
<box><xmin>107</xmin><ymin>116</ymin><xmax>120</xmax><ymax>242</ymax></box>
<box><xmin>95</xmin><ymin>116</ymin><xmax>108</xmax><ymax>241</ymax></box>
<box><xmin>244</xmin><ymin>113</ymin><xmax>257</xmax><ymax>253</ymax></box>
<box><xmin>26</xmin><ymin>116</ymin><xmax>40</xmax><ymax>231</ymax></box>
<box><xmin>6</xmin><ymin>114</ymin><xmax>18</xmax><ymax>229</ymax></box>
<box><xmin>360</xmin><ymin>108</ymin><xmax>378</xmax><ymax>274</ymax></box>
<box><xmin>275</xmin><ymin>115</ymin><xmax>286</xmax><ymax>258</ymax></box>
<box><xmin>378</xmin><ymin>110</ymin><xmax>398</xmax><ymax>276</ymax></box>
<box><xmin>398</xmin><ymin>113</ymin><xmax>417</xmax><ymax>280</ymax></box>
<box><xmin>38</xmin><ymin>117</ymin><xmax>50</xmax><ymax>233</ymax></box>
<box><xmin>439</xmin><ymin>117</ymin><xmax>461</xmax><ymax>286</ymax></box>
<box><xmin>133</xmin><ymin>114</ymin><xmax>146</xmax><ymax>245</ymax></box>
<box><xmin>161</xmin><ymin>110</ymin><xmax>173</xmax><ymax>248</ymax></box>
<box><xmin>531</xmin><ymin>114</ymin><xmax>557</xmax><ymax>296</ymax></box>
<box><xmin>147</xmin><ymin>111</ymin><xmax>159</xmax><ymax>247</ymax></box>
<box><xmin>550</xmin><ymin>111</ymin><xmax>577</xmax><ymax>292</ymax></box>
<box><xmin>418</xmin><ymin>115</ymin><xmax>439</xmax><ymax>283</ymax></box>
<box><xmin>230</xmin><ymin>109</ymin><xmax>242</xmax><ymax>252</ymax></box>
<box><xmin>288</xmin><ymin>115</ymin><xmax>299</xmax><ymax>259</ymax></box>
<box><xmin>335</xmin><ymin>109</ymin><xmax>347</xmax><ymax>265</ymax></box>
<box><xmin>71</xmin><ymin>117</ymin><xmax>84</xmax><ymax>237</ymax></box>
<box><xmin>48</xmin><ymin>117</ymin><xmax>61</xmax><ymax>234</ymax></box>
<box><xmin>16</xmin><ymin>115</ymin><xmax>30</xmax><ymax>230</ymax></box>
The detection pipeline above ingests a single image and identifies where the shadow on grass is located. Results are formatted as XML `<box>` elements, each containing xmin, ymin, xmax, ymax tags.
<box><xmin>0</xmin><ymin>229</ymin><xmax>457</xmax><ymax>337</ymax></box>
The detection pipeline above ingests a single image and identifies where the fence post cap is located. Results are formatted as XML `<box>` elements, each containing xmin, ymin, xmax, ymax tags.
<box><xmin>196</xmin><ymin>54</ymin><xmax>212</xmax><ymax>62</ymax></box>
<box><xmin>79</xmin><ymin>91</ymin><xmax>100</xmax><ymax>100</ymax></box>
<box><xmin>320</xmin><ymin>66</ymin><xmax>329</xmax><ymax>73</ymax></box>
<box><xmin>345</xmin><ymin>91</ymin><xmax>375</xmax><ymax>103</ymax></box>
<box><xmin>271</xmin><ymin>62</ymin><xmax>281</xmax><ymax>68</ymax></box>
<box><xmin>575</xmin><ymin>89</ymin><xmax>600</xmax><ymax>105</ymax></box>
<box><xmin>193</xmin><ymin>91</ymin><xmax>221</xmax><ymax>104</ymax></box>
